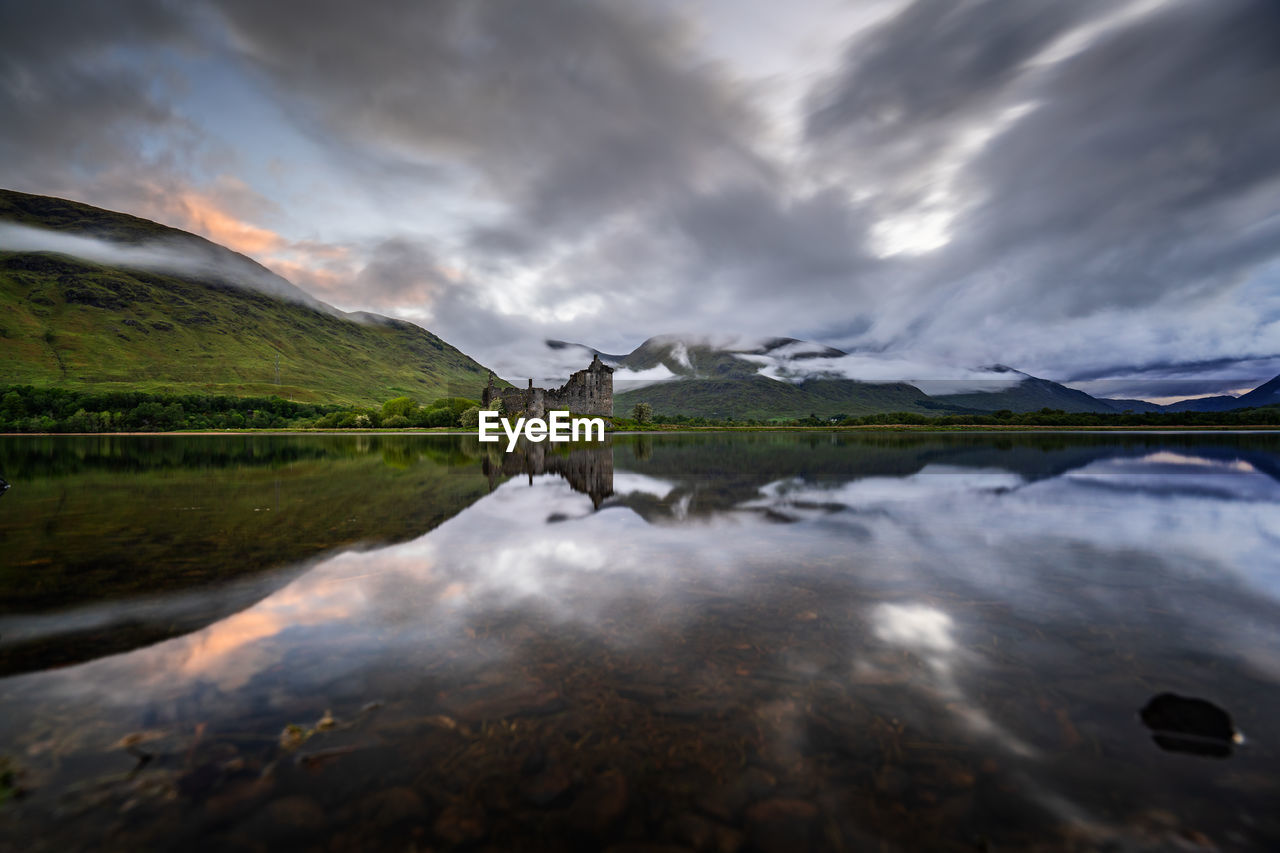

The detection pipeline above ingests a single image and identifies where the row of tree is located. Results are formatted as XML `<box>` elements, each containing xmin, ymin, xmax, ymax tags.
<box><xmin>4</xmin><ymin>384</ymin><xmax>1278</xmax><ymax>432</ymax></box>
<box><xmin>0</xmin><ymin>386</ymin><xmax>483</xmax><ymax>432</ymax></box>
<box><xmin>0</xmin><ymin>386</ymin><xmax>337</xmax><ymax>432</ymax></box>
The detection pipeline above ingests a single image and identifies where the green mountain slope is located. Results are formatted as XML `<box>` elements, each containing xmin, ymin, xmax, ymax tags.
<box><xmin>614</xmin><ymin>375</ymin><xmax>945</xmax><ymax>420</ymax></box>
<box><xmin>0</xmin><ymin>189</ymin><xmax>493</xmax><ymax>405</ymax></box>
<box><xmin>1165</xmin><ymin>375</ymin><xmax>1280</xmax><ymax>412</ymax></box>
<box><xmin>582</xmin><ymin>333</ymin><xmax>935</xmax><ymax>419</ymax></box>
<box><xmin>927</xmin><ymin>368</ymin><xmax>1128</xmax><ymax>414</ymax></box>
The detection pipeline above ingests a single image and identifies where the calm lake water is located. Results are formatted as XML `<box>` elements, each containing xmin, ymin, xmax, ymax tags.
<box><xmin>2</xmin><ymin>432</ymin><xmax>1279</xmax><ymax>852</ymax></box>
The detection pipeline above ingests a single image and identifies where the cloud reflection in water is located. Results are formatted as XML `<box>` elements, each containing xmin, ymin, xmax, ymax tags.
<box><xmin>4</xmin><ymin>439</ymin><xmax>1280</xmax><ymax>850</ymax></box>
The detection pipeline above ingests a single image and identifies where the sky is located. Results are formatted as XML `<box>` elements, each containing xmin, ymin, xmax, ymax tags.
<box><xmin>2</xmin><ymin>0</ymin><xmax>1279</xmax><ymax>400</ymax></box>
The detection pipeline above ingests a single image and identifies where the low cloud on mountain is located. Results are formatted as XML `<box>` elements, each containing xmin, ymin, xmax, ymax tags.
<box><xmin>739</xmin><ymin>352</ymin><xmax>1026</xmax><ymax>396</ymax></box>
<box><xmin>0</xmin><ymin>222</ymin><xmax>325</xmax><ymax>308</ymax></box>
<box><xmin>2</xmin><ymin>0</ymin><xmax>1277</xmax><ymax>395</ymax></box>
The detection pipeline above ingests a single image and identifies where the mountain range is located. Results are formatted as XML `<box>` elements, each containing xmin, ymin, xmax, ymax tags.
<box><xmin>552</xmin><ymin>335</ymin><xmax>1280</xmax><ymax>420</ymax></box>
<box><xmin>2</xmin><ymin>188</ymin><xmax>1275</xmax><ymax>419</ymax></box>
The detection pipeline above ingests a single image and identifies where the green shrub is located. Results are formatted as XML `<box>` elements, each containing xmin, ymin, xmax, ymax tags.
<box><xmin>382</xmin><ymin>396</ymin><xmax>418</xmax><ymax>419</ymax></box>
<box><xmin>424</xmin><ymin>407</ymin><xmax>457</xmax><ymax>428</ymax></box>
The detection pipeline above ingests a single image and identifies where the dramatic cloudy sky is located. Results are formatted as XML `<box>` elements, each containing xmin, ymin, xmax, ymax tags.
<box><xmin>2</xmin><ymin>0</ymin><xmax>1279</xmax><ymax>399</ymax></box>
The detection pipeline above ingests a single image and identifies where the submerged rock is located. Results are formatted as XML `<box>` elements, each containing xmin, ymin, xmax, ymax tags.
<box><xmin>653</xmin><ymin>698</ymin><xmax>726</xmax><ymax>720</ymax></box>
<box><xmin>1140</xmin><ymin>693</ymin><xmax>1239</xmax><ymax>758</ymax></box>
<box><xmin>569</xmin><ymin>770</ymin><xmax>630</xmax><ymax>836</ymax></box>
<box><xmin>522</xmin><ymin>763</ymin><xmax>574</xmax><ymax>807</ymax></box>
<box><xmin>695</xmin><ymin>767</ymin><xmax>776</xmax><ymax>823</ymax></box>
<box><xmin>202</xmin><ymin>775</ymin><xmax>275</xmax><ymax>822</ymax></box>
<box><xmin>356</xmin><ymin>786</ymin><xmax>427</xmax><ymax>829</ymax></box>
<box><xmin>433</xmin><ymin>801</ymin><xmax>487</xmax><ymax>845</ymax></box>
<box><xmin>439</xmin><ymin>678</ymin><xmax>565</xmax><ymax>722</ymax></box>
<box><xmin>743</xmin><ymin>799</ymin><xmax>819</xmax><ymax>853</ymax></box>
<box><xmin>669</xmin><ymin>813</ymin><xmax>744</xmax><ymax>853</ymax></box>
<box><xmin>251</xmin><ymin>795</ymin><xmax>327</xmax><ymax>840</ymax></box>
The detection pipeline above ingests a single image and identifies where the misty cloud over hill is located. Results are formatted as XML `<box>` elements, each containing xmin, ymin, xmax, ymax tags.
<box><xmin>1</xmin><ymin>0</ymin><xmax>1277</xmax><ymax>395</ymax></box>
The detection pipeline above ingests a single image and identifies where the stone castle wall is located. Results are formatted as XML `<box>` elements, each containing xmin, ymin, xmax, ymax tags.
<box><xmin>482</xmin><ymin>355</ymin><xmax>613</xmax><ymax>418</ymax></box>
<box><xmin>483</xmin><ymin>442</ymin><xmax>614</xmax><ymax>508</ymax></box>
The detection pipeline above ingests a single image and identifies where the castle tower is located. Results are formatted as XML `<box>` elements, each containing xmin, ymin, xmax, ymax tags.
<box><xmin>479</xmin><ymin>357</ymin><xmax>613</xmax><ymax>419</ymax></box>
<box><xmin>482</xmin><ymin>371</ymin><xmax>496</xmax><ymax>407</ymax></box>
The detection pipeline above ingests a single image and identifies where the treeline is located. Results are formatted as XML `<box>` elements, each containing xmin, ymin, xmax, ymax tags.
<box><xmin>639</xmin><ymin>405</ymin><xmax>1280</xmax><ymax>428</ymax></box>
<box><xmin>0</xmin><ymin>386</ymin><xmax>480</xmax><ymax>432</ymax></box>
<box><xmin>0</xmin><ymin>386</ymin><xmax>337</xmax><ymax>432</ymax></box>
<box><xmin>5</xmin><ymin>384</ymin><xmax>1278</xmax><ymax>433</ymax></box>
<box><xmin>319</xmin><ymin>396</ymin><xmax>478</xmax><ymax>430</ymax></box>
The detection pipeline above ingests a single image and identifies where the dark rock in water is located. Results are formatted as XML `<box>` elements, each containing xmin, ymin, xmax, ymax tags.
<box><xmin>569</xmin><ymin>770</ymin><xmax>630</xmax><ymax>836</ymax></box>
<box><xmin>874</xmin><ymin>765</ymin><xmax>911</xmax><ymax>798</ymax></box>
<box><xmin>522</xmin><ymin>763</ymin><xmax>574</xmax><ymax>807</ymax></box>
<box><xmin>669</xmin><ymin>813</ymin><xmax>744</xmax><ymax>853</ymax></box>
<box><xmin>669</xmin><ymin>813</ymin><xmax>718</xmax><ymax>850</ymax></box>
<box><xmin>438</xmin><ymin>678</ymin><xmax>565</xmax><ymax>722</ymax></box>
<box><xmin>616</xmin><ymin>682</ymin><xmax>671</xmax><ymax>703</ymax></box>
<box><xmin>520</xmin><ymin>749</ymin><xmax>548</xmax><ymax>776</ymax></box>
<box><xmin>250</xmin><ymin>795</ymin><xmax>327</xmax><ymax>840</ymax></box>
<box><xmin>715</xmin><ymin>825</ymin><xmax>746</xmax><ymax>853</ymax></box>
<box><xmin>743</xmin><ymin>799</ymin><xmax>819</xmax><ymax>853</ymax></box>
<box><xmin>653</xmin><ymin>698</ymin><xmax>726</xmax><ymax>719</ymax></box>
<box><xmin>695</xmin><ymin>767</ymin><xmax>776</xmax><ymax>823</ymax></box>
<box><xmin>433</xmin><ymin>801</ymin><xmax>487</xmax><ymax>845</ymax></box>
<box><xmin>202</xmin><ymin>775</ymin><xmax>275</xmax><ymax>823</ymax></box>
<box><xmin>356</xmin><ymin>786</ymin><xmax>427</xmax><ymax>828</ymax></box>
<box><xmin>1140</xmin><ymin>693</ymin><xmax>1238</xmax><ymax>758</ymax></box>
<box><xmin>176</xmin><ymin>761</ymin><xmax>225</xmax><ymax>800</ymax></box>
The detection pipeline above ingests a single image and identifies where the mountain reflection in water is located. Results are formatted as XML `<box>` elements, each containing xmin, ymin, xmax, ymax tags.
<box><xmin>1</xmin><ymin>432</ymin><xmax>1279</xmax><ymax>851</ymax></box>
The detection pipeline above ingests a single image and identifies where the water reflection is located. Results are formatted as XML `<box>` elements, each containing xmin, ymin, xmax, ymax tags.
<box><xmin>2</xmin><ymin>432</ymin><xmax>1280</xmax><ymax>851</ymax></box>
<box><xmin>484</xmin><ymin>441</ymin><xmax>615</xmax><ymax>509</ymax></box>
<box><xmin>0</xmin><ymin>435</ymin><xmax>499</xmax><ymax>675</ymax></box>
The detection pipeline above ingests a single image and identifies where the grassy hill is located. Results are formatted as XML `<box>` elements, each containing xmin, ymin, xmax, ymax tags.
<box><xmin>928</xmin><ymin>371</ymin><xmax>1137</xmax><ymax>414</ymax></box>
<box><xmin>614</xmin><ymin>375</ymin><xmax>945</xmax><ymax>420</ymax></box>
<box><xmin>0</xmin><ymin>189</ymin><xmax>494</xmax><ymax>406</ymax></box>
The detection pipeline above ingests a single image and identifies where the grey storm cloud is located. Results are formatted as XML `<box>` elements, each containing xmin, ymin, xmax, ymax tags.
<box><xmin>957</xmin><ymin>0</ymin><xmax>1280</xmax><ymax>308</ymax></box>
<box><xmin>808</xmin><ymin>0</ymin><xmax>1280</xmax><ymax>311</ymax></box>
<box><xmin>1</xmin><ymin>0</ymin><xmax>1278</xmax><ymax>393</ymax></box>
<box><xmin>798</xmin><ymin>0</ymin><xmax>1280</xmax><ymax>381</ymax></box>
<box><xmin>0</xmin><ymin>0</ymin><xmax>205</xmax><ymax>200</ymax></box>
<box><xmin>210</xmin><ymin>0</ymin><xmax>771</xmax><ymax>246</ymax></box>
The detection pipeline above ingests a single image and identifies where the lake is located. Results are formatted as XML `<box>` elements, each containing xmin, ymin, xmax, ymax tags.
<box><xmin>2</xmin><ymin>431</ymin><xmax>1279</xmax><ymax>852</ymax></box>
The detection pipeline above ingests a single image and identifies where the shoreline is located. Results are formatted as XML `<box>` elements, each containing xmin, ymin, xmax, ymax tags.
<box><xmin>4</xmin><ymin>424</ymin><xmax>1280</xmax><ymax>437</ymax></box>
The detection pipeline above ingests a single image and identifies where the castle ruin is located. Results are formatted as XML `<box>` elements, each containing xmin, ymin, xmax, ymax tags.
<box><xmin>482</xmin><ymin>354</ymin><xmax>613</xmax><ymax>418</ymax></box>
